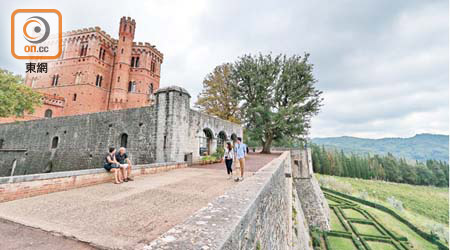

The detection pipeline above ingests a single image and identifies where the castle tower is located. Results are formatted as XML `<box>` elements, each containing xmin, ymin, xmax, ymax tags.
<box><xmin>154</xmin><ymin>86</ymin><xmax>191</xmax><ymax>163</ymax></box>
<box><xmin>109</xmin><ymin>17</ymin><xmax>136</xmax><ymax>110</ymax></box>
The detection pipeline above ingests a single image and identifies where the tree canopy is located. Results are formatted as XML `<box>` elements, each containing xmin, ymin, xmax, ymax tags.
<box><xmin>231</xmin><ymin>53</ymin><xmax>322</xmax><ymax>153</ymax></box>
<box><xmin>195</xmin><ymin>63</ymin><xmax>241</xmax><ymax>123</ymax></box>
<box><xmin>0</xmin><ymin>68</ymin><xmax>41</xmax><ymax>118</ymax></box>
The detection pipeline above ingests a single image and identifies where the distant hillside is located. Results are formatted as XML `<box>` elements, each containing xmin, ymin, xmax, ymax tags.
<box><xmin>311</xmin><ymin>133</ymin><xmax>449</xmax><ymax>162</ymax></box>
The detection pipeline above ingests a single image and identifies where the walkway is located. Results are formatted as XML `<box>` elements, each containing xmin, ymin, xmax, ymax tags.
<box><xmin>0</xmin><ymin>153</ymin><xmax>278</xmax><ymax>250</ymax></box>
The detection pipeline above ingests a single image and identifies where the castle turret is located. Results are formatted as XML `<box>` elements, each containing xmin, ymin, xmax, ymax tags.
<box><xmin>109</xmin><ymin>17</ymin><xmax>136</xmax><ymax>109</ymax></box>
<box><xmin>154</xmin><ymin>86</ymin><xmax>191</xmax><ymax>162</ymax></box>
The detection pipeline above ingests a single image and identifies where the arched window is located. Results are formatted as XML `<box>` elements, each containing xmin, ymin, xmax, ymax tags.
<box><xmin>218</xmin><ymin>131</ymin><xmax>227</xmax><ymax>149</ymax></box>
<box><xmin>51</xmin><ymin>136</ymin><xmax>59</xmax><ymax>149</ymax></box>
<box><xmin>120</xmin><ymin>133</ymin><xmax>128</xmax><ymax>148</ymax></box>
<box><xmin>73</xmin><ymin>93</ymin><xmax>77</xmax><ymax>101</ymax></box>
<box><xmin>128</xmin><ymin>81</ymin><xmax>136</xmax><ymax>92</ymax></box>
<box><xmin>80</xmin><ymin>43</ymin><xmax>88</xmax><ymax>57</ymax></box>
<box><xmin>200</xmin><ymin>128</ymin><xmax>214</xmax><ymax>155</ymax></box>
<box><xmin>44</xmin><ymin>109</ymin><xmax>53</xmax><ymax>118</ymax></box>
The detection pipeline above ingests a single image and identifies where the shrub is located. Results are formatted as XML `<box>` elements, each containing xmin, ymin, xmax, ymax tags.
<box><xmin>358</xmin><ymin>190</ymin><xmax>368</xmax><ymax>200</ymax></box>
<box><xmin>386</xmin><ymin>196</ymin><xmax>404</xmax><ymax>212</ymax></box>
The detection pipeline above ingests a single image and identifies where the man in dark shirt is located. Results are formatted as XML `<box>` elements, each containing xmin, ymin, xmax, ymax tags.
<box><xmin>115</xmin><ymin>147</ymin><xmax>134</xmax><ymax>181</ymax></box>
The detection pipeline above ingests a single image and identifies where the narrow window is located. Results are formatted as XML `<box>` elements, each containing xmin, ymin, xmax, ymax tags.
<box><xmin>163</xmin><ymin>135</ymin><xmax>167</xmax><ymax>149</ymax></box>
<box><xmin>121</xmin><ymin>48</ymin><xmax>124</xmax><ymax>54</ymax></box>
<box><xmin>131</xmin><ymin>57</ymin><xmax>135</xmax><ymax>67</ymax></box>
<box><xmin>51</xmin><ymin>136</ymin><xmax>59</xmax><ymax>148</ymax></box>
<box><xmin>135</xmin><ymin>57</ymin><xmax>139</xmax><ymax>67</ymax></box>
<box><xmin>73</xmin><ymin>93</ymin><xmax>77</xmax><ymax>101</ymax></box>
<box><xmin>95</xmin><ymin>75</ymin><xmax>102</xmax><ymax>87</ymax></box>
<box><xmin>80</xmin><ymin>43</ymin><xmax>88</xmax><ymax>57</ymax></box>
<box><xmin>98</xmin><ymin>48</ymin><xmax>103</xmax><ymax>59</ymax></box>
<box><xmin>44</xmin><ymin>109</ymin><xmax>53</xmax><ymax>118</ymax></box>
<box><xmin>102</xmin><ymin>49</ymin><xmax>106</xmax><ymax>60</ymax></box>
<box><xmin>10</xmin><ymin>159</ymin><xmax>17</xmax><ymax>177</ymax></box>
<box><xmin>151</xmin><ymin>61</ymin><xmax>155</xmax><ymax>73</ymax></box>
<box><xmin>117</xmin><ymin>76</ymin><xmax>120</xmax><ymax>82</ymax></box>
<box><xmin>52</xmin><ymin>75</ymin><xmax>59</xmax><ymax>86</ymax></box>
<box><xmin>0</xmin><ymin>139</ymin><xmax>4</xmax><ymax>149</ymax></box>
<box><xmin>123</xmin><ymin>36</ymin><xmax>125</xmax><ymax>42</ymax></box>
<box><xmin>120</xmin><ymin>133</ymin><xmax>128</xmax><ymax>148</ymax></box>
<box><xmin>149</xmin><ymin>83</ymin><xmax>154</xmax><ymax>94</ymax></box>
<box><xmin>128</xmin><ymin>81</ymin><xmax>136</xmax><ymax>92</ymax></box>
<box><xmin>31</xmin><ymin>77</ymin><xmax>37</xmax><ymax>87</ymax></box>
<box><xmin>75</xmin><ymin>73</ymin><xmax>82</xmax><ymax>84</ymax></box>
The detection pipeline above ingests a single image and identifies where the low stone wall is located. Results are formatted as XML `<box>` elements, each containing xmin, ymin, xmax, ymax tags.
<box><xmin>143</xmin><ymin>152</ymin><xmax>292</xmax><ymax>250</ymax></box>
<box><xmin>0</xmin><ymin>162</ymin><xmax>186</xmax><ymax>203</ymax></box>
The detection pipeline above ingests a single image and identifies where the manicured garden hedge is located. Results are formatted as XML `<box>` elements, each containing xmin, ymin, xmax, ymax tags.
<box><xmin>321</xmin><ymin>187</ymin><xmax>449</xmax><ymax>250</ymax></box>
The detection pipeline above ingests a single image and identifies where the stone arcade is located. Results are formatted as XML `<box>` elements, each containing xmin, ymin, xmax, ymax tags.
<box><xmin>0</xmin><ymin>86</ymin><xmax>242</xmax><ymax>177</ymax></box>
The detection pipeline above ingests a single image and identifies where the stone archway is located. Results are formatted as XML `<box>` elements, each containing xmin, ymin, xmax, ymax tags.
<box><xmin>217</xmin><ymin>131</ymin><xmax>227</xmax><ymax>149</ymax></box>
<box><xmin>200</xmin><ymin>128</ymin><xmax>214</xmax><ymax>156</ymax></box>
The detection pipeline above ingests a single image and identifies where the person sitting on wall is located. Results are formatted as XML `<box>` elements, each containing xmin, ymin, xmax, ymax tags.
<box><xmin>104</xmin><ymin>147</ymin><xmax>123</xmax><ymax>184</ymax></box>
<box><xmin>115</xmin><ymin>147</ymin><xmax>134</xmax><ymax>182</ymax></box>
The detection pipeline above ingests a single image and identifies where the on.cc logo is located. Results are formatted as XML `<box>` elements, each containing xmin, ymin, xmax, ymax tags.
<box><xmin>23</xmin><ymin>16</ymin><xmax>50</xmax><ymax>44</ymax></box>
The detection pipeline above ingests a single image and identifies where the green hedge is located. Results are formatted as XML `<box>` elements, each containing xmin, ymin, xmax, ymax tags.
<box><xmin>322</xmin><ymin>187</ymin><xmax>449</xmax><ymax>250</ymax></box>
<box><xmin>332</xmin><ymin>207</ymin><xmax>351</xmax><ymax>232</ymax></box>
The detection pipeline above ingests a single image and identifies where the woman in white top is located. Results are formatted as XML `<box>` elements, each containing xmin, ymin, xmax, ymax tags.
<box><xmin>224</xmin><ymin>142</ymin><xmax>234</xmax><ymax>179</ymax></box>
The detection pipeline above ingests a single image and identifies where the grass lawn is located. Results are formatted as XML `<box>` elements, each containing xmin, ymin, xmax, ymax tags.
<box><xmin>327</xmin><ymin>236</ymin><xmax>357</xmax><ymax>250</ymax></box>
<box><xmin>317</xmin><ymin>174</ymin><xmax>449</xmax><ymax>224</ymax></box>
<box><xmin>330</xmin><ymin>209</ymin><xmax>346</xmax><ymax>232</ymax></box>
<box><xmin>366</xmin><ymin>241</ymin><xmax>398</xmax><ymax>250</ymax></box>
<box><xmin>353</xmin><ymin>223</ymin><xmax>383</xmax><ymax>236</ymax></box>
<box><xmin>342</xmin><ymin>208</ymin><xmax>366</xmax><ymax>220</ymax></box>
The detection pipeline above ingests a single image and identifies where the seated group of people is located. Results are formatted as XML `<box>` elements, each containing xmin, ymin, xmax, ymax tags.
<box><xmin>104</xmin><ymin>147</ymin><xmax>134</xmax><ymax>184</ymax></box>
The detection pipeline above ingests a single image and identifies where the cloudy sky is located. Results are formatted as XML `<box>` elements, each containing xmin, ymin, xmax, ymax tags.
<box><xmin>0</xmin><ymin>0</ymin><xmax>448</xmax><ymax>138</ymax></box>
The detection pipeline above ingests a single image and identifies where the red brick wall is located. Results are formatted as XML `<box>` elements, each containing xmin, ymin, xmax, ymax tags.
<box><xmin>1</xmin><ymin>17</ymin><xmax>163</xmax><ymax>124</ymax></box>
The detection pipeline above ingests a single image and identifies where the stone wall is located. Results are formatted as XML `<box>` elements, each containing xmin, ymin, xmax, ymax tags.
<box><xmin>0</xmin><ymin>106</ymin><xmax>156</xmax><ymax>176</ymax></box>
<box><xmin>0</xmin><ymin>86</ymin><xmax>242</xmax><ymax>177</ymax></box>
<box><xmin>144</xmin><ymin>151</ymin><xmax>293</xmax><ymax>250</ymax></box>
<box><xmin>293</xmin><ymin>149</ymin><xmax>330</xmax><ymax>231</ymax></box>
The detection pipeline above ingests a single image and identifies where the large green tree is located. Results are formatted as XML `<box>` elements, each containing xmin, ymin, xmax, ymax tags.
<box><xmin>195</xmin><ymin>63</ymin><xmax>241</xmax><ymax>123</ymax></box>
<box><xmin>0</xmin><ymin>68</ymin><xmax>41</xmax><ymax>118</ymax></box>
<box><xmin>231</xmin><ymin>53</ymin><xmax>322</xmax><ymax>153</ymax></box>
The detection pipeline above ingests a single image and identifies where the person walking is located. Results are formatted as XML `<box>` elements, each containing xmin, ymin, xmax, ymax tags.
<box><xmin>234</xmin><ymin>137</ymin><xmax>246</xmax><ymax>182</ymax></box>
<box><xmin>224</xmin><ymin>142</ymin><xmax>234</xmax><ymax>179</ymax></box>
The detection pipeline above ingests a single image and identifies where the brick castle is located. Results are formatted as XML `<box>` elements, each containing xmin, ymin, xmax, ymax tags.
<box><xmin>3</xmin><ymin>16</ymin><xmax>163</xmax><ymax>122</ymax></box>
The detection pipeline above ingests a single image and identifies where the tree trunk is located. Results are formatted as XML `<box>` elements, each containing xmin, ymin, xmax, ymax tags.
<box><xmin>261</xmin><ymin>136</ymin><xmax>273</xmax><ymax>154</ymax></box>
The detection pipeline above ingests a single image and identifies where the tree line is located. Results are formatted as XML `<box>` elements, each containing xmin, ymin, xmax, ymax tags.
<box><xmin>311</xmin><ymin>144</ymin><xmax>449</xmax><ymax>187</ymax></box>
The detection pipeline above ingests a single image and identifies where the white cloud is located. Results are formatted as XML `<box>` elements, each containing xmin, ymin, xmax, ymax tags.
<box><xmin>0</xmin><ymin>0</ymin><xmax>447</xmax><ymax>139</ymax></box>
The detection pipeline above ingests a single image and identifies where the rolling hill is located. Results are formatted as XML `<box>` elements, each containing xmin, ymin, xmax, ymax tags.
<box><xmin>311</xmin><ymin>133</ymin><xmax>449</xmax><ymax>162</ymax></box>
